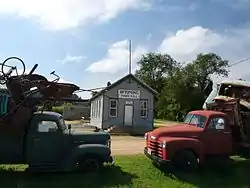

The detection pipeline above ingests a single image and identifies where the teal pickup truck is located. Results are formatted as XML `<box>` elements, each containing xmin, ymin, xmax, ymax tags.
<box><xmin>0</xmin><ymin>111</ymin><xmax>113</xmax><ymax>172</ymax></box>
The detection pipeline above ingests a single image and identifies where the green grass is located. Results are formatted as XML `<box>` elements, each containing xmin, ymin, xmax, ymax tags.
<box><xmin>154</xmin><ymin>119</ymin><xmax>179</xmax><ymax>128</ymax></box>
<box><xmin>1</xmin><ymin>155</ymin><xmax>250</xmax><ymax>188</ymax></box>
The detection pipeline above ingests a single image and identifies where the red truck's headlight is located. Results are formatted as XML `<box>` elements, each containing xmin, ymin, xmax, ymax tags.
<box><xmin>162</xmin><ymin>141</ymin><xmax>166</xmax><ymax>149</ymax></box>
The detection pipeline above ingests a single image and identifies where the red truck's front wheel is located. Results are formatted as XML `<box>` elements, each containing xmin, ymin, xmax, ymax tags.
<box><xmin>172</xmin><ymin>150</ymin><xmax>199</xmax><ymax>172</ymax></box>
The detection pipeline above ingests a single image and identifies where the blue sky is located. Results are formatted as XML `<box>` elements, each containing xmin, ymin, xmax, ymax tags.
<box><xmin>0</xmin><ymin>0</ymin><xmax>250</xmax><ymax>98</ymax></box>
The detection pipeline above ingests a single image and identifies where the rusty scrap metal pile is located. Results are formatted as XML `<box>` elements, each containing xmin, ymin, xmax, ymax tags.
<box><xmin>0</xmin><ymin>57</ymin><xmax>81</xmax><ymax>134</ymax></box>
<box><xmin>207</xmin><ymin>83</ymin><xmax>250</xmax><ymax>142</ymax></box>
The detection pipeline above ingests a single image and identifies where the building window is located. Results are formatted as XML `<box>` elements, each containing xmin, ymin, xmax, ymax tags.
<box><xmin>109</xmin><ymin>99</ymin><xmax>117</xmax><ymax>117</ymax></box>
<box><xmin>91</xmin><ymin>103</ymin><xmax>93</xmax><ymax>118</ymax></box>
<box><xmin>140</xmin><ymin>100</ymin><xmax>148</xmax><ymax>118</ymax></box>
<box><xmin>96</xmin><ymin>100</ymin><xmax>99</xmax><ymax>118</ymax></box>
<box><xmin>95</xmin><ymin>100</ymin><xmax>98</xmax><ymax>118</ymax></box>
<box><xmin>91</xmin><ymin>102</ymin><xmax>94</xmax><ymax>118</ymax></box>
<box><xmin>98</xmin><ymin>99</ymin><xmax>101</xmax><ymax>117</ymax></box>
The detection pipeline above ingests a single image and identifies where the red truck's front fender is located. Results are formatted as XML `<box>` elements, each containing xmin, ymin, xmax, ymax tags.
<box><xmin>163</xmin><ymin>137</ymin><xmax>204</xmax><ymax>163</ymax></box>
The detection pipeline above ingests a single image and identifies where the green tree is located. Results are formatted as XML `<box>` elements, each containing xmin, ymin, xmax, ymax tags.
<box><xmin>135</xmin><ymin>52</ymin><xmax>178</xmax><ymax>93</ymax></box>
<box><xmin>156</xmin><ymin>53</ymin><xmax>229</xmax><ymax>121</ymax></box>
<box><xmin>185</xmin><ymin>53</ymin><xmax>229</xmax><ymax>92</ymax></box>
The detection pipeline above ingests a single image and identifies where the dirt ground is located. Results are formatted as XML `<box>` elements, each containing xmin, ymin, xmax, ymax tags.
<box><xmin>70</xmin><ymin>119</ymin><xmax>179</xmax><ymax>157</ymax></box>
<box><xmin>110</xmin><ymin>136</ymin><xmax>145</xmax><ymax>156</ymax></box>
<box><xmin>71</xmin><ymin>125</ymin><xmax>146</xmax><ymax>156</ymax></box>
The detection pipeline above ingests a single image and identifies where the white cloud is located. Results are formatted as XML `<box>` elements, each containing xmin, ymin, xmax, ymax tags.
<box><xmin>0</xmin><ymin>0</ymin><xmax>153</xmax><ymax>30</ymax></box>
<box><xmin>57</xmin><ymin>54</ymin><xmax>86</xmax><ymax>64</ymax></box>
<box><xmin>86</xmin><ymin>40</ymin><xmax>147</xmax><ymax>73</ymax></box>
<box><xmin>158</xmin><ymin>24</ymin><xmax>250</xmax><ymax>80</ymax></box>
<box><xmin>158</xmin><ymin>26</ymin><xmax>223</xmax><ymax>63</ymax></box>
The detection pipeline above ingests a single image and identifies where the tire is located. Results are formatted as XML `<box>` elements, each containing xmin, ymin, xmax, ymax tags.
<box><xmin>172</xmin><ymin>150</ymin><xmax>199</xmax><ymax>172</ymax></box>
<box><xmin>77</xmin><ymin>155</ymin><xmax>103</xmax><ymax>173</ymax></box>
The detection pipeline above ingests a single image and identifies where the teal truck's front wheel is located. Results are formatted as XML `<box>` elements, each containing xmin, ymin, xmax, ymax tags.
<box><xmin>77</xmin><ymin>154</ymin><xmax>103</xmax><ymax>173</ymax></box>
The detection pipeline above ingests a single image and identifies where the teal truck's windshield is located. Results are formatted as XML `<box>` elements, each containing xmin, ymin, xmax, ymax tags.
<box><xmin>184</xmin><ymin>114</ymin><xmax>207</xmax><ymax>128</ymax></box>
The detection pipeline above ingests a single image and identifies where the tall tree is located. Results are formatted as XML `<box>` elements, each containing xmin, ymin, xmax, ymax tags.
<box><xmin>135</xmin><ymin>52</ymin><xmax>178</xmax><ymax>93</ymax></box>
<box><xmin>156</xmin><ymin>53</ymin><xmax>229</xmax><ymax>121</ymax></box>
<box><xmin>185</xmin><ymin>53</ymin><xmax>229</xmax><ymax>92</ymax></box>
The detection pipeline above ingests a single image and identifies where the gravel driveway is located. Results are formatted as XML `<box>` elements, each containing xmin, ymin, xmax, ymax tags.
<box><xmin>111</xmin><ymin>136</ymin><xmax>145</xmax><ymax>156</ymax></box>
<box><xmin>72</xmin><ymin>125</ymin><xmax>146</xmax><ymax>156</ymax></box>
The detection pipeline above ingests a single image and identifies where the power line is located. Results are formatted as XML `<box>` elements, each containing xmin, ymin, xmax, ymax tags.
<box><xmin>75</xmin><ymin>56</ymin><xmax>250</xmax><ymax>93</ymax></box>
<box><xmin>229</xmin><ymin>57</ymin><xmax>250</xmax><ymax>67</ymax></box>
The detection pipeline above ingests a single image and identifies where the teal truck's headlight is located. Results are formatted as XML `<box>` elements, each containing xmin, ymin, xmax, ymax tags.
<box><xmin>106</xmin><ymin>139</ymin><xmax>111</xmax><ymax>148</ymax></box>
<box><xmin>144</xmin><ymin>133</ymin><xmax>148</xmax><ymax>140</ymax></box>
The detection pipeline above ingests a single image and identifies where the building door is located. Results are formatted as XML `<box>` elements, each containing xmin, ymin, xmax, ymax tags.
<box><xmin>124</xmin><ymin>105</ymin><xmax>133</xmax><ymax>125</ymax></box>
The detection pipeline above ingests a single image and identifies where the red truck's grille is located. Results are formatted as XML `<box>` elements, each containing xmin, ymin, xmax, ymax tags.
<box><xmin>148</xmin><ymin>140</ymin><xmax>163</xmax><ymax>158</ymax></box>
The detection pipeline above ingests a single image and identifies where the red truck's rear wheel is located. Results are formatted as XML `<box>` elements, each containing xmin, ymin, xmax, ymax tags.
<box><xmin>172</xmin><ymin>149</ymin><xmax>199</xmax><ymax>172</ymax></box>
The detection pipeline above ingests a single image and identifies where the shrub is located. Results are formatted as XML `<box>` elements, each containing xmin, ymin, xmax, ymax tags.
<box><xmin>52</xmin><ymin>106</ymin><xmax>64</xmax><ymax>115</ymax></box>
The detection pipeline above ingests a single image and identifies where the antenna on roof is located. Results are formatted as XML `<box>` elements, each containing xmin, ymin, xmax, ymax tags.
<box><xmin>128</xmin><ymin>39</ymin><xmax>132</xmax><ymax>74</ymax></box>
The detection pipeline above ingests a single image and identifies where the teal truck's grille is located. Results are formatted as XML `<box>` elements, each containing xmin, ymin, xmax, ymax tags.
<box><xmin>149</xmin><ymin>140</ymin><xmax>163</xmax><ymax>158</ymax></box>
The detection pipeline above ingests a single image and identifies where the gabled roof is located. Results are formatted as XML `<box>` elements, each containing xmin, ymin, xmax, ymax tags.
<box><xmin>90</xmin><ymin>73</ymin><xmax>158</xmax><ymax>101</ymax></box>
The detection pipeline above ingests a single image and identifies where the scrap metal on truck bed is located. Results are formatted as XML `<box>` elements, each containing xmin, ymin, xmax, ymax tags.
<box><xmin>0</xmin><ymin>57</ymin><xmax>113</xmax><ymax>173</ymax></box>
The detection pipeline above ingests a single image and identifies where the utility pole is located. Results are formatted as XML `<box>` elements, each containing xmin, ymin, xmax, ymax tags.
<box><xmin>128</xmin><ymin>40</ymin><xmax>132</xmax><ymax>74</ymax></box>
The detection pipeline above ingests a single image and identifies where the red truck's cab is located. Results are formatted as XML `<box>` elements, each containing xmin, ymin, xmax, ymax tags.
<box><xmin>144</xmin><ymin>110</ymin><xmax>236</xmax><ymax>171</ymax></box>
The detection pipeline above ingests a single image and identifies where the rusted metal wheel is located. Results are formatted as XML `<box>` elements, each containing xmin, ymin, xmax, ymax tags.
<box><xmin>1</xmin><ymin>56</ymin><xmax>26</xmax><ymax>78</ymax></box>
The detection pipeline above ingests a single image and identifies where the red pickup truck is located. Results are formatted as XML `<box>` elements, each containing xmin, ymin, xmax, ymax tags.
<box><xmin>144</xmin><ymin>99</ymin><xmax>250</xmax><ymax>171</ymax></box>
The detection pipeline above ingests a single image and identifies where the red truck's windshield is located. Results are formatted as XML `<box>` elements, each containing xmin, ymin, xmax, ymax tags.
<box><xmin>184</xmin><ymin>113</ymin><xmax>207</xmax><ymax>128</ymax></box>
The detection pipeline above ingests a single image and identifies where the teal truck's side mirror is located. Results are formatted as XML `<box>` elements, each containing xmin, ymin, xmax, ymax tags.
<box><xmin>68</xmin><ymin>124</ymin><xmax>72</xmax><ymax>134</ymax></box>
<box><xmin>68</xmin><ymin>124</ymin><xmax>71</xmax><ymax>130</ymax></box>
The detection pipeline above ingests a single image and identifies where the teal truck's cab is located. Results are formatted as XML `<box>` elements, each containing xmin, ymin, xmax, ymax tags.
<box><xmin>0</xmin><ymin>111</ymin><xmax>113</xmax><ymax>172</ymax></box>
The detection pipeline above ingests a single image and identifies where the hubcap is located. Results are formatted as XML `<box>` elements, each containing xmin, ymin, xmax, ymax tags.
<box><xmin>83</xmin><ymin>159</ymin><xmax>99</xmax><ymax>172</ymax></box>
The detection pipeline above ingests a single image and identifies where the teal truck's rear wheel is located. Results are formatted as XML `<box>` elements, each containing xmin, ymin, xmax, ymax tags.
<box><xmin>172</xmin><ymin>149</ymin><xmax>199</xmax><ymax>172</ymax></box>
<box><xmin>77</xmin><ymin>155</ymin><xmax>103</xmax><ymax>173</ymax></box>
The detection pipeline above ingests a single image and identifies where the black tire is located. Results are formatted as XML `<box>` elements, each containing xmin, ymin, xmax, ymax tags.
<box><xmin>172</xmin><ymin>149</ymin><xmax>199</xmax><ymax>172</ymax></box>
<box><xmin>77</xmin><ymin>155</ymin><xmax>103</xmax><ymax>173</ymax></box>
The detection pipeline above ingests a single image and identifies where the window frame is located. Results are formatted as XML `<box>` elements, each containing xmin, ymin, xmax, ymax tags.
<box><xmin>91</xmin><ymin>102</ymin><xmax>94</xmax><ymax>118</ymax></box>
<box><xmin>96</xmin><ymin>100</ymin><xmax>99</xmax><ymax>118</ymax></box>
<box><xmin>37</xmin><ymin>120</ymin><xmax>58</xmax><ymax>133</ymax></box>
<box><xmin>109</xmin><ymin>99</ymin><xmax>118</xmax><ymax>117</ymax></box>
<box><xmin>207</xmin><ymin>117</ymin><xmax>226</xmax><ymax>130</ymax></box>
<box><xmin>140</xmin><ymin>100</ymin><xmax>148</xmax><ymax>118</ymax></box>
<box><xmin>98</xmin><ymin>99</ymin><xmax>101</xmax><ymax>118</ymax></box>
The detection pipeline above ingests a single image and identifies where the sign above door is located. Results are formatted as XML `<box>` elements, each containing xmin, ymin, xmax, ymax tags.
<box><xmin>118</xmin><ymin>89</ymin><xmax>140</xmax><ymax>99</ymax></box>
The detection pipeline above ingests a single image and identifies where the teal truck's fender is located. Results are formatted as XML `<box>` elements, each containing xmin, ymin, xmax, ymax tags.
<box><xmin>165</xmin><ymin>137</ymin><xmax>204</xmax><ymax>163</ymax></box>
<box><xmin>63</xmin><ymin>144</ymin><xmax>112</xmax><ymax>170</ymax></box>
